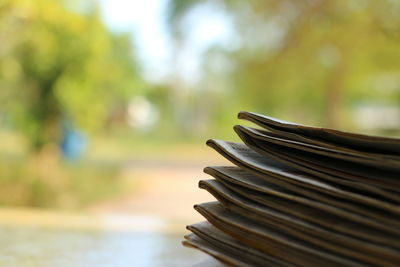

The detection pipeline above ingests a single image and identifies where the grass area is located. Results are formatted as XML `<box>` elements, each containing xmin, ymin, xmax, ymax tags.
<box><xmin>0</xmin><ymin>156</ymin><xmax>125</xmax><ymax>209</ymax></box>
<box><xmin>0</xmin><ymin>129</ymin><xmax>227</xmax><ymax>210</ymax></box>
<box><xmin>0</xmin><ymin>130</ymin><xmax>134</xmax><ymax>209</ymax></box>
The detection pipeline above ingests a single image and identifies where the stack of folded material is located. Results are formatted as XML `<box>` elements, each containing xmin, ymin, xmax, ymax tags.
<box><xmin>183</xmin><ymin>111</ymin><xmax>400</xmax><ymax>266</ymax></box>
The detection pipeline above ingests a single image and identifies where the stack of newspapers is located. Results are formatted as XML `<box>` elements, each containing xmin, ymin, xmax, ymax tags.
<box><xmin>183</xmin><ymin>111</ymin><xmax>400</xmax><ymax>266</ymax></box>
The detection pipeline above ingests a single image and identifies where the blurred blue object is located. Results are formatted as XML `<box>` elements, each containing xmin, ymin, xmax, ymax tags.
<box><xmin>60</xmin><ymin>122</ymin><xmax>87</xmax><ymax>161</ymax></box>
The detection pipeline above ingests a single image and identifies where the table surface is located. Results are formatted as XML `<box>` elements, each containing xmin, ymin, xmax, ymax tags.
<box><xmin>0</xmin><ymin>225</ymin><xmax>220</xmax><ymax>267</ymax></box>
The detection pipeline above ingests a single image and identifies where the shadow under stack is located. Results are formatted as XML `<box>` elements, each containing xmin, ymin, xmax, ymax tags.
<box><xmin>183</xmin><ymin>111</ymin><xmax>400</xmax><ymax>267</ymax></box>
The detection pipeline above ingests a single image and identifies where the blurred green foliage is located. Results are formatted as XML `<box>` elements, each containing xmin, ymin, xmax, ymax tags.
<box><xmin>0</xmin><ymin>0</ymin><xmax>142</xmax><ymax>152</ymax></box>
<box><xmin>1</xmin><ymin>0</ymin><xmax>400</xmax><ymax>208</ymax></box>
<box><xmin>168</xmin><ymin>0</ymin><xmax>400</xmax><ymax>131</ymax></box>
<box><xmin>0</xmin><ymin>0</ymin><xmax>143</xmax><ymax>208</ymax></box>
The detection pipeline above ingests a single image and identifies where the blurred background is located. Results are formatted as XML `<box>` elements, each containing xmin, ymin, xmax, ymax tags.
<box><xmin>0</xmin><ymin>0</ymin><xmax>399</xmax><ymax>266</ymax></box>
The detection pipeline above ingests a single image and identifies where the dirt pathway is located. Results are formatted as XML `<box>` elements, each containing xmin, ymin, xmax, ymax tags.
<box><xmin>88</xmin><ymin>160</ymin><xmax>226</xmax><ymax>231</ymax></box>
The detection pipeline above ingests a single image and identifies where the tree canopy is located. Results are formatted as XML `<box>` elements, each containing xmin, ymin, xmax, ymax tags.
<box><xmin>167</xmin><ymin>0</ymin><xmax>400</xmax><ymax>131</ymax></box>
<box><xmin>0</xmin><ymin>0</ymin><xmax>142</xmax><ymax>151</ymax></box>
